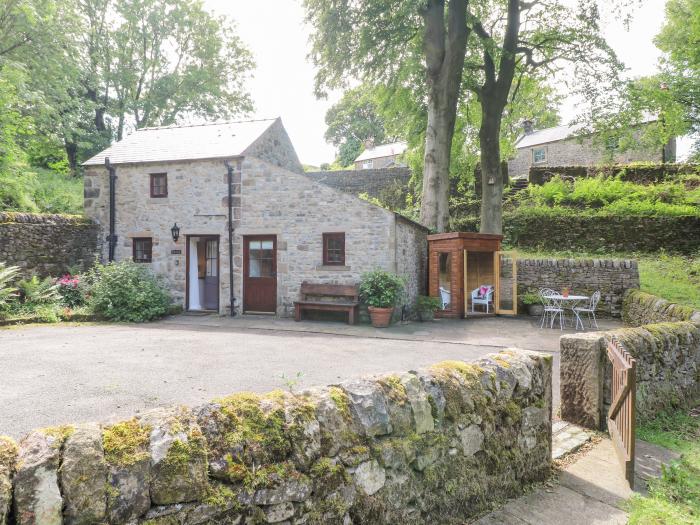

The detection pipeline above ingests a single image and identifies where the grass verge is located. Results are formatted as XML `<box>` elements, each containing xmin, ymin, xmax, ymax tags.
<box><xmin>626</xmin><ymin>409</ymin><xmax>700</xmax><ymax>524</ymax></box>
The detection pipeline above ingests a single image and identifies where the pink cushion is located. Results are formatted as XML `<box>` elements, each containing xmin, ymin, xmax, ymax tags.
<box><xmin>479</xmin><ymin>286</ymin><xmax>490</xmax><ymax>298</ymax></box>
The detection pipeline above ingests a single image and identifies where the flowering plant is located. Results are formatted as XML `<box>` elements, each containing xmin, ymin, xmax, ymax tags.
<box><xmin>55</xmin><ymin>274</ymin><xmax>85</xmax><ymax>307</ymax></box>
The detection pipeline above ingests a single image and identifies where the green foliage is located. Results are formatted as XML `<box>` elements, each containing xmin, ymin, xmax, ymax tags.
<box><xmin>324</xmin><ymin>85</ymin><xmax>394</xmax><ymax>167</ymax></box>
<box><xmin>86</xmin><ymin>260</ymin><xmax>171</xmax><ymax>322</ymax></box>
<box><xmin>0</xmin><ymin>263</ymin><xmax>20</xmax><ymax>310</ymax></box>
<box><xmin>520</xmin><ymin>292</ymin><xmax>541</xmax><ymax>305</ymax></box>
<box><xmin>103</xmin><ymin>419</ymin><xmax>151</xmax><ymax>466</ymax></box>
<box><xmin>0</xmin><ymin>167</ymin><xmax>84</xmax><ymax>214</ymax></box>
<box><xmin>17</xmin><ymin>275</ymin><xmax>60</xmax><ymax>305</ymax></box>
<box><xmin>515</xmin><ymin>175</ymin><xmax>700</xmax><ymax>217</ymax></box>
<box><xmin>626</xmin><ymin>410</ymin><xmax>700</xmax><ymax>524</ymax></box>
<box><xmin>359</xmin><ymin>270</ymin><xmax>405</xmax><ymax>308</ymax></box>
<box><xmin>416</xmin><ymin>295</ymin><xmax>440</xmax><ymax>312</ymax></box>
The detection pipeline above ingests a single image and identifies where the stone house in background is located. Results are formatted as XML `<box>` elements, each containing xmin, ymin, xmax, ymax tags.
<box><xmin>507</xmin><ymin>120</ymin><xmax>677</xmax><ymax>178</ymax></box>
<box><xmin>83</xmin><ymin>118</ymin><xmax>427</xmax><ymax>317</ymax></box>
<box><xmin>354</xmin><ymin>141</ymin><xmax>408</xmax><ymax>170</ymax></box>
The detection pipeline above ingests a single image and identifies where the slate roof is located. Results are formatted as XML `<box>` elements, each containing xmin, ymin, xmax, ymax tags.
<box><xmin>83</xmin><ymin>118</ymin><xmax>278</xmax><ymax>166</ymax></box>
<box><xmin>515</xmin><ymin>124</ymin><xmax>582</xmax><ymax>149</ymax></box>
<box><xmin>354</xmin><ymin>141</ymin><xmax>408</xmax><ymax>162</ymax></box>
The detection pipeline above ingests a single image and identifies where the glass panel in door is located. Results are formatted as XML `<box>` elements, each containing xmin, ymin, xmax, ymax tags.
<box><xmin>496</xmin><ymin>251</ymin><xmax>517</xmax><ymax>315</ymax></box>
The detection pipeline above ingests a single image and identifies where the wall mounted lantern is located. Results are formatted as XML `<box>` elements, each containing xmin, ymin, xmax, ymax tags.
<box><xmin>171</xmin><ymin>223</ymin><xmax>180</xmax><ymax>243</ymax></box>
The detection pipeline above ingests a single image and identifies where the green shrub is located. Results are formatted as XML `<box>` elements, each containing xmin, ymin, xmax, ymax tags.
<box><xmin>55</xmin><ymin>274</ymin><xmax>85</xmax><ymax>308</ymax></box>
<box><xmin>0</xmin><ymin>263</ymin><xmax>20</xmax><ymax>317</ymax></box>
<box><xmin>0</xmin><ymin>167</ymin><xmax>83</xmax><ymax>214</ymax></box>
<box><xmin>17</xmin><ymin>275</ymin><xmax>60</xmax><ymax>306</ymax></box>
<box><xmin>86</xmin><ymin>260</ymin><xmax>171</xmax><ymax>322</ymax></box>
<box><xmin>416</xmin><ymin>295</ymin><xmax>441</xmax><ymax>312</ymax></box>
<box><xmin>359</xmin><ymin>270</ymin><xmax>405</xmax><ymax>308</ymax></box>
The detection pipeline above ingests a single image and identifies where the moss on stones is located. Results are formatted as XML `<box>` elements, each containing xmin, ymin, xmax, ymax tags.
<box><xmin>102</xmin><ymin>418</ymin><xmax>151</xmax><ymax>466</ymax></box>
<box><xmin>0</xmin><ymin>436</ymin><xmax>17</xmax><ymax>470</ymax></box>
<box><xmin>203</xmin><ymin>483</ymin><xmax>242</xmax><ymax>511</ymax></box>
<box><xmin>430</xmin><ymin>361</ymin><xmax>483</xmax><ymax>382</ymax></box>
<box><xmin>40</xmin><ymin>424</ymin><xmax>75</xmax><ymax>447</ymax></box>
<box><xmin>329</xmin><ymin>386</ymin><xmax>352</xmax><ymax>421</ymax></box>
<box><xmin>377</xmin><ymin>375</ymin><xmax>408</xmax><ymax>404</ymax></box>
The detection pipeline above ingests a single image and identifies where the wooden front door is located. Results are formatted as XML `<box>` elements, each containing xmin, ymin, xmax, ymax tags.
<box><xmin>243</xmin><ymin>235</ymin><xmax>277</xmax><ymax>313</ymax></box>
<box><xmin>202</xmin><ymin>238</ymin><xmax>219</xmax><ymax>310</ymax></box>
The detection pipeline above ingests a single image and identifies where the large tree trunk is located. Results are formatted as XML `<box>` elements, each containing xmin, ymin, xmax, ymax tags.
<box><xmin>419</xmin><ymin>0</ymin><xmax>469</xmax><ymax>232</ymax></box>
<box><xmin>65</xmin><ymin>140</ymin><xmax>79</xmax><ymax>176</ymax></box>
<box><xmin>421</xmin><ymin>81</ymin><xmax>457</xmax><ymax>232</ymax></box>
<box><xmin>479</xmin><ymin>107</ymin><xmax>504</xmax><ymax>234</ymax></box>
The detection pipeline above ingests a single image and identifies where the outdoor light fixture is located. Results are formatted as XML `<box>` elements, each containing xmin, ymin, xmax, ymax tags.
<box><xmin>171</xmin><ymin>222</ymin><xmax>180</xmax><ymax>242</ymax></box>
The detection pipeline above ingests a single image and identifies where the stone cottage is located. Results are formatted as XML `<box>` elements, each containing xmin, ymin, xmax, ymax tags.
<box><xmin>83</xmin><ymin>118</ymin><xmax>427</xmax><ymax>317</ymax></box>
<box><xmin>508</xmin><ymin>120</ymin><xmax>677</xmax><ymax>178</ymax></box>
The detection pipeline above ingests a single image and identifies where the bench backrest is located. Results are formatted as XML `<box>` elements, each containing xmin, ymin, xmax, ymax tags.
<box><xmin>300</xmin><ymin>281</ymin><xmax>359</xmax><ymax>301</ymax></box>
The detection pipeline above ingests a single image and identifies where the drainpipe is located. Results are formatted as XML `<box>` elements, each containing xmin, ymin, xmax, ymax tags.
<box><xmin>105</xmin><ymin>157</ymin><xmax>117</xmax><ymax>262</ymax></box>
<box><xmin>224</xmin><ymin>159</ymin><xmax>237</xmax><ymax>317</ymax></box>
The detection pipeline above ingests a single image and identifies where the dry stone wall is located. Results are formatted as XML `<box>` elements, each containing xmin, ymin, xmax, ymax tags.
<box><xmin>561</xmin><ymin>321</ymin><xmax>700</xmax><ymax>428</ymax></box>
<box><xmin>517</xmin><ymin>258</ymin><xmax>640</xmax><ymax>317</ymax></box>
<box><xmin>305</xmin><ymin>168</ymin><xmax>411</xmax><ymax>203</ymax></box>
<box><xmin>0</xmin><ymin>213</ymin><xmax>99</xmax><ymax>277</ymax></box>
<box><xmin>622</xmin><ymin>290</ymin><xmax>700</xmax><ymax>327</ymax></box>
<box><xmin>0</xmin><ymin>349</ymin><xmax>552</xmax><ymax>525</ymax></box>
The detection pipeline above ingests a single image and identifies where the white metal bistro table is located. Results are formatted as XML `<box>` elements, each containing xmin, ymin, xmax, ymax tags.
<box><xmin>549</xmin><ymin>294</ymin><xmax>589</xmax><ymax>328</ymax></box>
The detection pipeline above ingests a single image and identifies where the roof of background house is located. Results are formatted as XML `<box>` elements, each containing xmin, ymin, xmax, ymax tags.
<box><xmin>82</xmin><ymin>118</ymin><xmax>278</xmax><ymax>166</ymax></box>
<box><xmin>515</xmin><ymin>116</ymin><xmax>660</xmax><ymax>149</ymax></box>
<box><xmin>354</xmin><ymin>141</ymin><xmax>408</xmax><ymax>162</ymax></box>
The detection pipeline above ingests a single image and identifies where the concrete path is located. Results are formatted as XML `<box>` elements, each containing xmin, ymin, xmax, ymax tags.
<box><xmin>476</xmin><ymin>438</ymin><xmax>680</xmax><ymax>524</ymax></box>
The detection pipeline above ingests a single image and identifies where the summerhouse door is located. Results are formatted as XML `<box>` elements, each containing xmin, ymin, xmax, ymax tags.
<box><xmin>495</xmin><ymin>251</ymin><xmax>518</xmax><ymax>315</ymax></box>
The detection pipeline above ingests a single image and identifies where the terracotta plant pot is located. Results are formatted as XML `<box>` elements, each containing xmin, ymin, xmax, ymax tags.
<box><xmin>368</xmin><ymin>306</ymin><xmax>394</xmax><ymax>328</ymax></box>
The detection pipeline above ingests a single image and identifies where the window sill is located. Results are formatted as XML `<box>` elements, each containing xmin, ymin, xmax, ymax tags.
<box><xmin>316</xmin><ymin>264</ymin><xmax>351</xmax><ymax>271</ymax></box>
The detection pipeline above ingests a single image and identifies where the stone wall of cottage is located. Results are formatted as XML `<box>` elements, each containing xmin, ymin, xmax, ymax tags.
<box><xmin>560</xmin><ymin>322</ymin><xmax>700</xmax><ymax>428</ymax></box>
<box><xmin>84</xmin><ymin>159</ymin><xmax>234</xmax><ymax>311</ymax></box>
<box><xmin>507</xmin><ymin>132</ymin><xmax>669</xmax><ymax>178</ymax></box>
<box><xmin>517</xmin><ymin>258</ymin><xmax>640</xmax><ymax>317</ymax></box>
<box><xmin>0</xmin><ymin>349</ymin><xmax>552</xmax><ymax>525</ymax></box>
<box><xmin>242</xmin><ymin>118</ymin><xmax>304</xmax><ymax>174</ymax></box>
<box><xmin>237</xmin><ymin>158</ymin><xmax>427</xmax><ymax>317</ymax></box>
<box><xmin>84</xmin><ymin>156</ymin><xmax>427</xmax><ymax>317</ymax></box>
<box><xmin>0</xmin><ymin>212</ymin><xmax>100</xmax><ymax>277</ymax></box>
<box><xmin>395</xmin><ymin>216</ymin><xmax>428</xmax><ymax>316</ymax></box>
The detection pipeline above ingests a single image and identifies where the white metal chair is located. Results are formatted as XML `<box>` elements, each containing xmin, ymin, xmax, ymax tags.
<box><xmin>439</xmin><ymin>286</ymin><xmax>451</xmax><ymax>310</ymax></box>
<box><xmin>471</xmin><ymin>285</ymin><xmax>494</xmax><ymax>313</ymax></box>
<box><xmin>539</xmin><ymin>289</ymin><xmax>564</xmax><ymax>330</ymax></box>
<box><xmin>573</xmin><ymin>290</ymin><xmax>601</xmax><ymax>330</ymax></box>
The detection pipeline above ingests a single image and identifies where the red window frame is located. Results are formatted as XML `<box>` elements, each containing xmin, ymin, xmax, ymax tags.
<box><xmin>150</xmin><ymin>173</ymin><xmax>168</xmax><ymax>198</ymax></box>
<box><xmin>323</xmin><ymin>232</ymin><xmax>345</xmax><ymax>266</ymax></box>
<box><xmin>133</xmin><ymin>237</ymin><xmax>153</xmax><ymax>263</ymax></box>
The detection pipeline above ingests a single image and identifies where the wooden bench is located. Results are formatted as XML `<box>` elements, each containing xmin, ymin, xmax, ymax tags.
<box><xmin>294</xmin><ymin>282</ymin><xmax>359</xmax><ymax>324</ymax></box>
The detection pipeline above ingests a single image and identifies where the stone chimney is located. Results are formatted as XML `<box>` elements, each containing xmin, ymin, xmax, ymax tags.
<box><xmin>522</xmin><ymin>120</ymin><xmax>534</xmax><ymax>135</ymax></box>
<box><xmin>364</xmin><ymin>138</ymin><xmax>375</xmax><ymax>150</ymax></box>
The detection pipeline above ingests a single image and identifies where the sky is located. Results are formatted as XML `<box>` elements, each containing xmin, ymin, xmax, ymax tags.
<box><xmin>205</xmin><ymin>0</ymin><xmax>685</xmax><ymax>166</ymax></box>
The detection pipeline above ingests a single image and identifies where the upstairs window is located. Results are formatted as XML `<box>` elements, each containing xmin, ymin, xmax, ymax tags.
<box><xmin>532</xmin><ymin>147</ymin><xmax>546</xmax><ymax>164</ymax></box>
<box><xmin>323</xmin><ymin>233</ymin><xmax>345</xmax><ymax>266</ymax></box>
<box><xmin>150</xmin><ymin>173</ymin><xmax>168</xmax><ymax>198</ymax></box>
<box><xmin>133</xmin><ymin>238</ymin><xmax>153</xmax><ymax>263</ymax></box>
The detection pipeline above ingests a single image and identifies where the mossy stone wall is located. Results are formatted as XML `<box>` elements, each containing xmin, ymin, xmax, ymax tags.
<box><xmin>561</xmin><ymin>321</ymin><xmax>700</xmax><ymax>429</ymax></box>
<box><xmin>0</xmin><ymin>212</ymin><xmax>99</xmax><ymax>277</ymax></box>
<box><xmin>622</xmin><ymin>289</ymin><xmax>700</xmax><ymax>327</ymax></box>
<box><xmin>0</xmin><ymin>350</ymin><xmax>552</xmax><ymax>525</ymax></box>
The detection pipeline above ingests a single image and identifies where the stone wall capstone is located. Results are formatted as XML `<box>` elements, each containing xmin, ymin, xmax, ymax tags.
<box><xmin>517</xmin><ymin>258</ymin><xmax>640</xmax><ymax>317</ymax></box>
<box><xmin>622</xmin><ymin>289</ymin><xmax>700</xmax><ymax>327</ymax></box>
<box><xmin>527</xmin><ymin>163</ymin><xmax>699</xmax><ymax>186</ymax></box>
<box><xmin>0</xmin><ymin>212</ymin><xmax>99</xmax><ymax>277</ymax></box>
<box><xmin>0</xmin><ymin>349</ymin><xmax>552</xmax><ymax>525</ymax></box>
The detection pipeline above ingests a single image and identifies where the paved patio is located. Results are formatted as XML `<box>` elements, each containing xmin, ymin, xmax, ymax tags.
<box><xmin>0</xmin><ymin>314</ymin><xmax>621</xmax><ymax>438</ymax></box>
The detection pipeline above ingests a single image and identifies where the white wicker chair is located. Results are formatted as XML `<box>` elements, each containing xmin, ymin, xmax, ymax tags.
<box><xmin>574</xmin><ymin>290</ymin><xmax>601</xmax><ymax>330</ymax></box>
<box><xmin>439</xmin><ymin>286</ymin><xmax>451</xmax><ymax>310</ymax></box>
<box><xmin>539</xmin><ymin>288</ymin><xmax>564</xmax><ymax>330</ymax></box>
<box><xmin>471</xmin><ymin>285</ymin><xmax>494</xmax><ymax>313</ymax></box>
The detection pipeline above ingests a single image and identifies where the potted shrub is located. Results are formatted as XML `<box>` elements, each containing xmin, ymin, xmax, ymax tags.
<box><xmin>359</xmin><ymin>270</ymin><xmax>405</xmax><ymax>328</ymax></box>
<box><xmin>416</xmin><ymin>295</ymin><xmax>440</xmax><ymax>322</ymax></box>
<box><xmin>521</xmin><ymin>291</ymin><xmax>543</xmax><ymax>317</ymax></box>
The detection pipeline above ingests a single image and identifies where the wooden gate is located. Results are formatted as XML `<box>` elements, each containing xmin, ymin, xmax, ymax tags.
<box><xmin>607</xmin><ymin>336</ymin><xmax>637</xmax><ymax>488</ymax></box>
